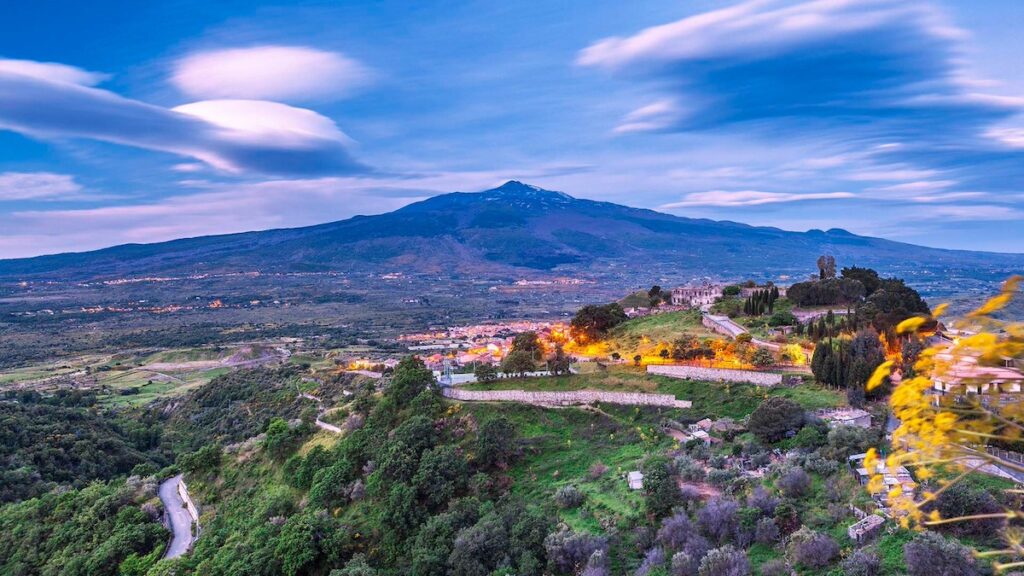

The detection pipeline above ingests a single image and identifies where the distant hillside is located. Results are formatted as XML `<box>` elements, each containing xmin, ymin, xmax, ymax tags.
<box><xmin>1</xmin><ymin>181</ymin><xmax>1021</xmax><ymax>282</ymax></box>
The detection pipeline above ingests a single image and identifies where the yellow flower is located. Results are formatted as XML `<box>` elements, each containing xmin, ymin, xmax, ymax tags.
<box><xmin>866</xmin><ymin>360</ymin><xmax>894</xmax><ymax>392</ymax></box>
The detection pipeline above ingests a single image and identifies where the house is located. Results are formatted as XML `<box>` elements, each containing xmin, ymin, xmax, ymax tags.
<box><xmin>692</xmin><ymin>418</ymin><xmax>715</xmax><ymax>432</ymax></box>
<box><xmin>671</xmin><ymin>282</ymin><xmax>724</xmax><ymax>308</ymax></box>
<box><xmin>627</xmin><ymin>471</ymin><xmax>644</xmax><ymax>490</ymax></box>
<box><xmin>848</xmin><ymin>453</ymin><xmax>916</xmax><ymax>496</ymax></box>
<box><xmin>817</xmin><ymin>408</ymin><xmax>872</xmax><ymax>428</ymax></box>
<box><xmin>848</xmin><ymin>514</ymin><xmax>885</xmax><ymax>544</ymax></box>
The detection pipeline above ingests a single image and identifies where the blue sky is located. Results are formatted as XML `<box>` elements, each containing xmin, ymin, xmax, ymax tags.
<box><xmin>1</xmin><ymin>0</ymin><xmax>1022</xmax><ymax>258</ymax></box>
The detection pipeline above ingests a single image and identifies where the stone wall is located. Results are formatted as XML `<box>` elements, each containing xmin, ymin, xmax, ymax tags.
<box><xmin>177</xmin><ymin>479</ymin><xmax>201</xmax><ymax>537</ymax></box>
<box><xmin>647</xmin><ymin>365</ymin><xmax>782</xmax><ymax>387</ymax></box>
<box><xmin>442</xmin><ymin>387</ymin><xmax>691</xmax><ymax>408</ymax></box>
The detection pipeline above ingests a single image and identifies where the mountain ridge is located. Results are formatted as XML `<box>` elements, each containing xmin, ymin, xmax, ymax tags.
<box><xmin>0</xmin><ymin>181</ymin><xmax>1021</xmax><ymax>281</ymax></box>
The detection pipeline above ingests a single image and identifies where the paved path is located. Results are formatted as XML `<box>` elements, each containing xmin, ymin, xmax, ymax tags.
<box><xmin>159</xmin><ymin>475</ymin><xmax>196</xmax><ymax>559</ymax></box>
<box><xmin>703</xmin><ymin>313</ymin><xmax>780</xmax><ymax>350</ymax></box>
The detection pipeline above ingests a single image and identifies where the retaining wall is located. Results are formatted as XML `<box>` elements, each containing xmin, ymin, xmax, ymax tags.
<box><xmin>177</xmin><ymin>479</ymin><xmax>201</xmax><ymax>537</ymax></box>
<box><xmin>442</xmin><ymin>387</ymin><xmax>690</xmax><ymax>408</ymax></box>
<box><xmin>647</xmin><ymin>365</ymin><xmax>782</xmax><ymax>387</ymax></box>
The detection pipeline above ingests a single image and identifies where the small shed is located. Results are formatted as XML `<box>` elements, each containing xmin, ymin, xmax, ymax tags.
<box><xmin>627</xmin><ymin>471</ymin><xmax>644</xmax><ymax>490</ymax></box>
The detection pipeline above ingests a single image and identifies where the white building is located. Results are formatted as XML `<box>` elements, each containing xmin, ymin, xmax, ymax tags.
<box><xmin>817</xmin><ymin>408</ymin><xmax>872</xmax><ymax>428</ymax></box>
<box><xmin>671</xmin><ymin>282</ymin><xmax>724</xmax><ymax>308</ymax></box>
<box><xmin>627</xmin><ymin>471</ymin><xmax>644</xmax><ymax>490</ymax></box>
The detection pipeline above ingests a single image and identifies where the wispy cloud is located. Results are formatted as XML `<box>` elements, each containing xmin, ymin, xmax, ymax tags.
<box><xmin>171</xmin><ymin>46</ymin><xmax>372</xmax><ymax>102</ymax></box>
<box><xmin>659</xmin><ymin>189</ymin><xmax>854</xmax><ymax>208</ymax></box>
<box><xmin>0</xmin><ymin>172</ymin><xmax>83</xmax><ymax>201</ymax></box>
<box><xmin>0</xmin><ymin>58</ymin><xmax>367</xmax><ymax>175</ymax></box>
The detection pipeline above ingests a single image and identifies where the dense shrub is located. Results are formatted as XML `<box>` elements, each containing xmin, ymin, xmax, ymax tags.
<box><xmin>758</xmin><ymin>559</ymin><xmax>791</xmax><ymax>576</ymax></box>
<box><xmin>747</xmin><ymin>486</ymin><xmax>779</xmax><ymax>516</ymax></box>
<box><xmin>754</xmin><ymin>517</ymin><xmax>780</xmax><ymax>545</ymax></box>
<box><xmin>635</xmin><ymin>547</ymin><xmax>666</xmax><ymax>576</ymax></box>
<box><xmin>657</xmin><ymin>513</ymin><xmax>696</xmax><ymax>552</ymax></box>
<box><xmin>748</xmin><ymin>398</ymin><xmax>804</xmax><ymax>443</ymax></box>
<box><xmin>554</xmin><ymin>485</ymin><xmax>585</xmax><ymax>509</ymax></box>
<box><xmin>904</xmin><ymin>531</ymin><xmax>979</xmax><ymax>576</ymax></box>
<box><xmin>697</xmin><ymin>545</ymin><xmax>750</xmax><ymax>576</ymax></box>
<box><xmin>544</xmin><ymin>527</ymin><xmax>607</xmax><ymax>574</ymax></box>
<box><xmin>776</xmin><ymin>467</ymin><xmax>811</xmax><ymax>499</ymax></box>
<box><xmin>787</xmin><ymin>527</ymin><xmax>839</xmax><ymax>568</ymax></box>
<box><xmin>698</xmin><ymin>498</ymin><xmax>739</xmax><ymax>544</ymax></box>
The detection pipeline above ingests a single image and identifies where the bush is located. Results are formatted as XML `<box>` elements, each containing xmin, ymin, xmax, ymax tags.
<box><xmin>657</xmin><ymin>513</ymin><xmax>696</xmax><ymax>552</ymax></box>
<box><xmin>707</xmin><ymin>468</ymin><xmax>739</xmax><ymax>488</ymax></box>
<box><xmin>758</xmin><ymin>559</ymin><xmax>790</xmax><ymax>576</ymax></box>
<box><xmin>926</xmin><ymin>482</ymin><xmax>1004</xmax><ymax>538</ymax></box>
<box><xmin>697</xmin><ymin>546</ymin><xmax>750</xmax><ymax>576</ymax></box>
<box><xmin>904</xmin><ymin>531</ymin><xmax>979</xmax><ymax>576</ymax></box>
<box><xmin>698</xmin><ymin>498</ymin><xmax>739</xmax><ymax>544</ymax></box>
<box><xmin>787</xmin><ymin>527</ymin><xmax>839</xmax><ymax>569</ymax></box>
<box><xmin>635</xmin><ymin>547</ymin><xmax>667</xmax><ymax>576</ymax></box>
<box><xmin>776</xmin><ymin>467</ymin><xmax>811</xmax><ymax>499</ymax></box>
<box><xmin>747</xmin><ymin>486</ymin><xmax>779</xmax><ymax>516</ymax></box>
<box><xmin>554</xmin><ymin>485</ymin><xmax>585</xmax><ymax>509</ymax></box>
<box><xmin>476</xmin><ymin>417</ymin><xmax>517</xmax><ymax>470</ymax></box>
<box><xmin>842</xmin><ymin>549</ymin><xmax>881</xmax><ymax>576</ymax></box>
<box><xmin>754</xmin><ymin>517</ymin><xmax>780</xmax><ymax>545</ymax></box>
<box><xmin>792</xmin><ymin>426</ymin><xmax>825</xmax><ymax>449</ymax></box>
<box><xmin>748</xmin><ymin>398</ymin><xmax>804</xmax><ymax>443</ymax></box>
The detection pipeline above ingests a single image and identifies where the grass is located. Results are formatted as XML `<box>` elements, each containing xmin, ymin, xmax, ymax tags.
<box><xmin>464</xmin><ymin>366</ymin><xmax>844</xmax><ymax>420</ymax></box>
<box><xmin>460</xmin><ymin>401</ymin><xmax>663</xmax><ymax>532</ymax></box>
<box><xmin>606</xmin><ymin>309</ymin><xmax>717</xmax><ymax>352</ymax></box>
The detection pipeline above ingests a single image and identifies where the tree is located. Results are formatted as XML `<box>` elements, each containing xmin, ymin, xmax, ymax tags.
<box><xmin>264</xmin><ymin>417</ymin><xmax>298</xmax><ymax>460</ymax></box>
<box><xmin>816</xmin><ymin>255</ymin><xmax>836</xmax><ymax>280</ymax></box>
<box><xmin>414</xmin><ymin>445</ymin><xmax>468</xmax><ymax>509</ymax></box>
<box><xmin>747</xmin><ymin>397</ymin><xmax>804</xmax><ymax>443</ymax></box>
<box><xmin>512</xmin><ymin>331</ymin><xmax>543</xmax><ymax>359</ymax></box>
<box><xmin>476</xmin><ymin>417</ymin><xmax>517</xmax><ymax>470</ymax></box>
<box><xmin>547</xmin><ymin>343</ymin><xmax>571</xmax><ymax>375</ymax></box>
<box><xmin>389</xmin><ymin>356</ymin><xmax>436</xmax><ymax>407</ymax></box>
<box><xmin>842</xmin><ymin>266</ymin><xmax>881</xmax><ymax>296</ymax></box>
<box><xmin>643</xmin><ymin>456</ymin><xmax>680</xmax><ymax>518</ymax></box>
<box><xmin>570</xmin><ymin>303</ymin><xmax>628</xmax><ymax>342</ymax></box>
<box><xmin>474</xmin><ymin>363</ymin><xmax>498</xmax><ymax>383</ymax></box>
<box><xmin>751</xmin><ymin>348</ymin><xmax>775</xmax><ymax>367</ymax></box>
<box><xmin>904</xmin><ymin>532</ymin><xmax>979</xmax><ymax>576</ymax></box>
<box><xmin>502</xmin><ymin>350</ymin><xmax>536</xmax><ymax>377</ymax></box>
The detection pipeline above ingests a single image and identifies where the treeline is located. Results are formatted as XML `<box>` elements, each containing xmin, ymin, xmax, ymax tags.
<box><xmin>789</xmin><ymin>266</ymin><xmax>929</xmax><ymax>335</ymax></box>
<box><xmin>810</xmin><ymin>330</ymin><xmax>890</xmax><ymax>405</ymax></box>
<box><xmin>743</xmin><ymin>286</ymin><xmax>780</xmax><ymax>316</ymax></box>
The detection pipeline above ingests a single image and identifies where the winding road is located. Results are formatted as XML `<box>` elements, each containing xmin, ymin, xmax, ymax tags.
<box><xmin>159</xmin><ymin>475</ymin><xmax>197</xmax><ymax>559</ymax></box>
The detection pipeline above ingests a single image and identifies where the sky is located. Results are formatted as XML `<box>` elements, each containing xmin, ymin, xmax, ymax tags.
<box><xmin>1</xmin><ymin>0</ymin><xmax>1023</xmax><ymax>258</ymax></box>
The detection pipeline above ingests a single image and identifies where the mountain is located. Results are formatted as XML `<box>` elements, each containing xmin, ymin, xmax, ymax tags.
<box><xmin>1</xmin><ymin>181</ymin><xmax>1022</xmax><ymax>282</ymax></box>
